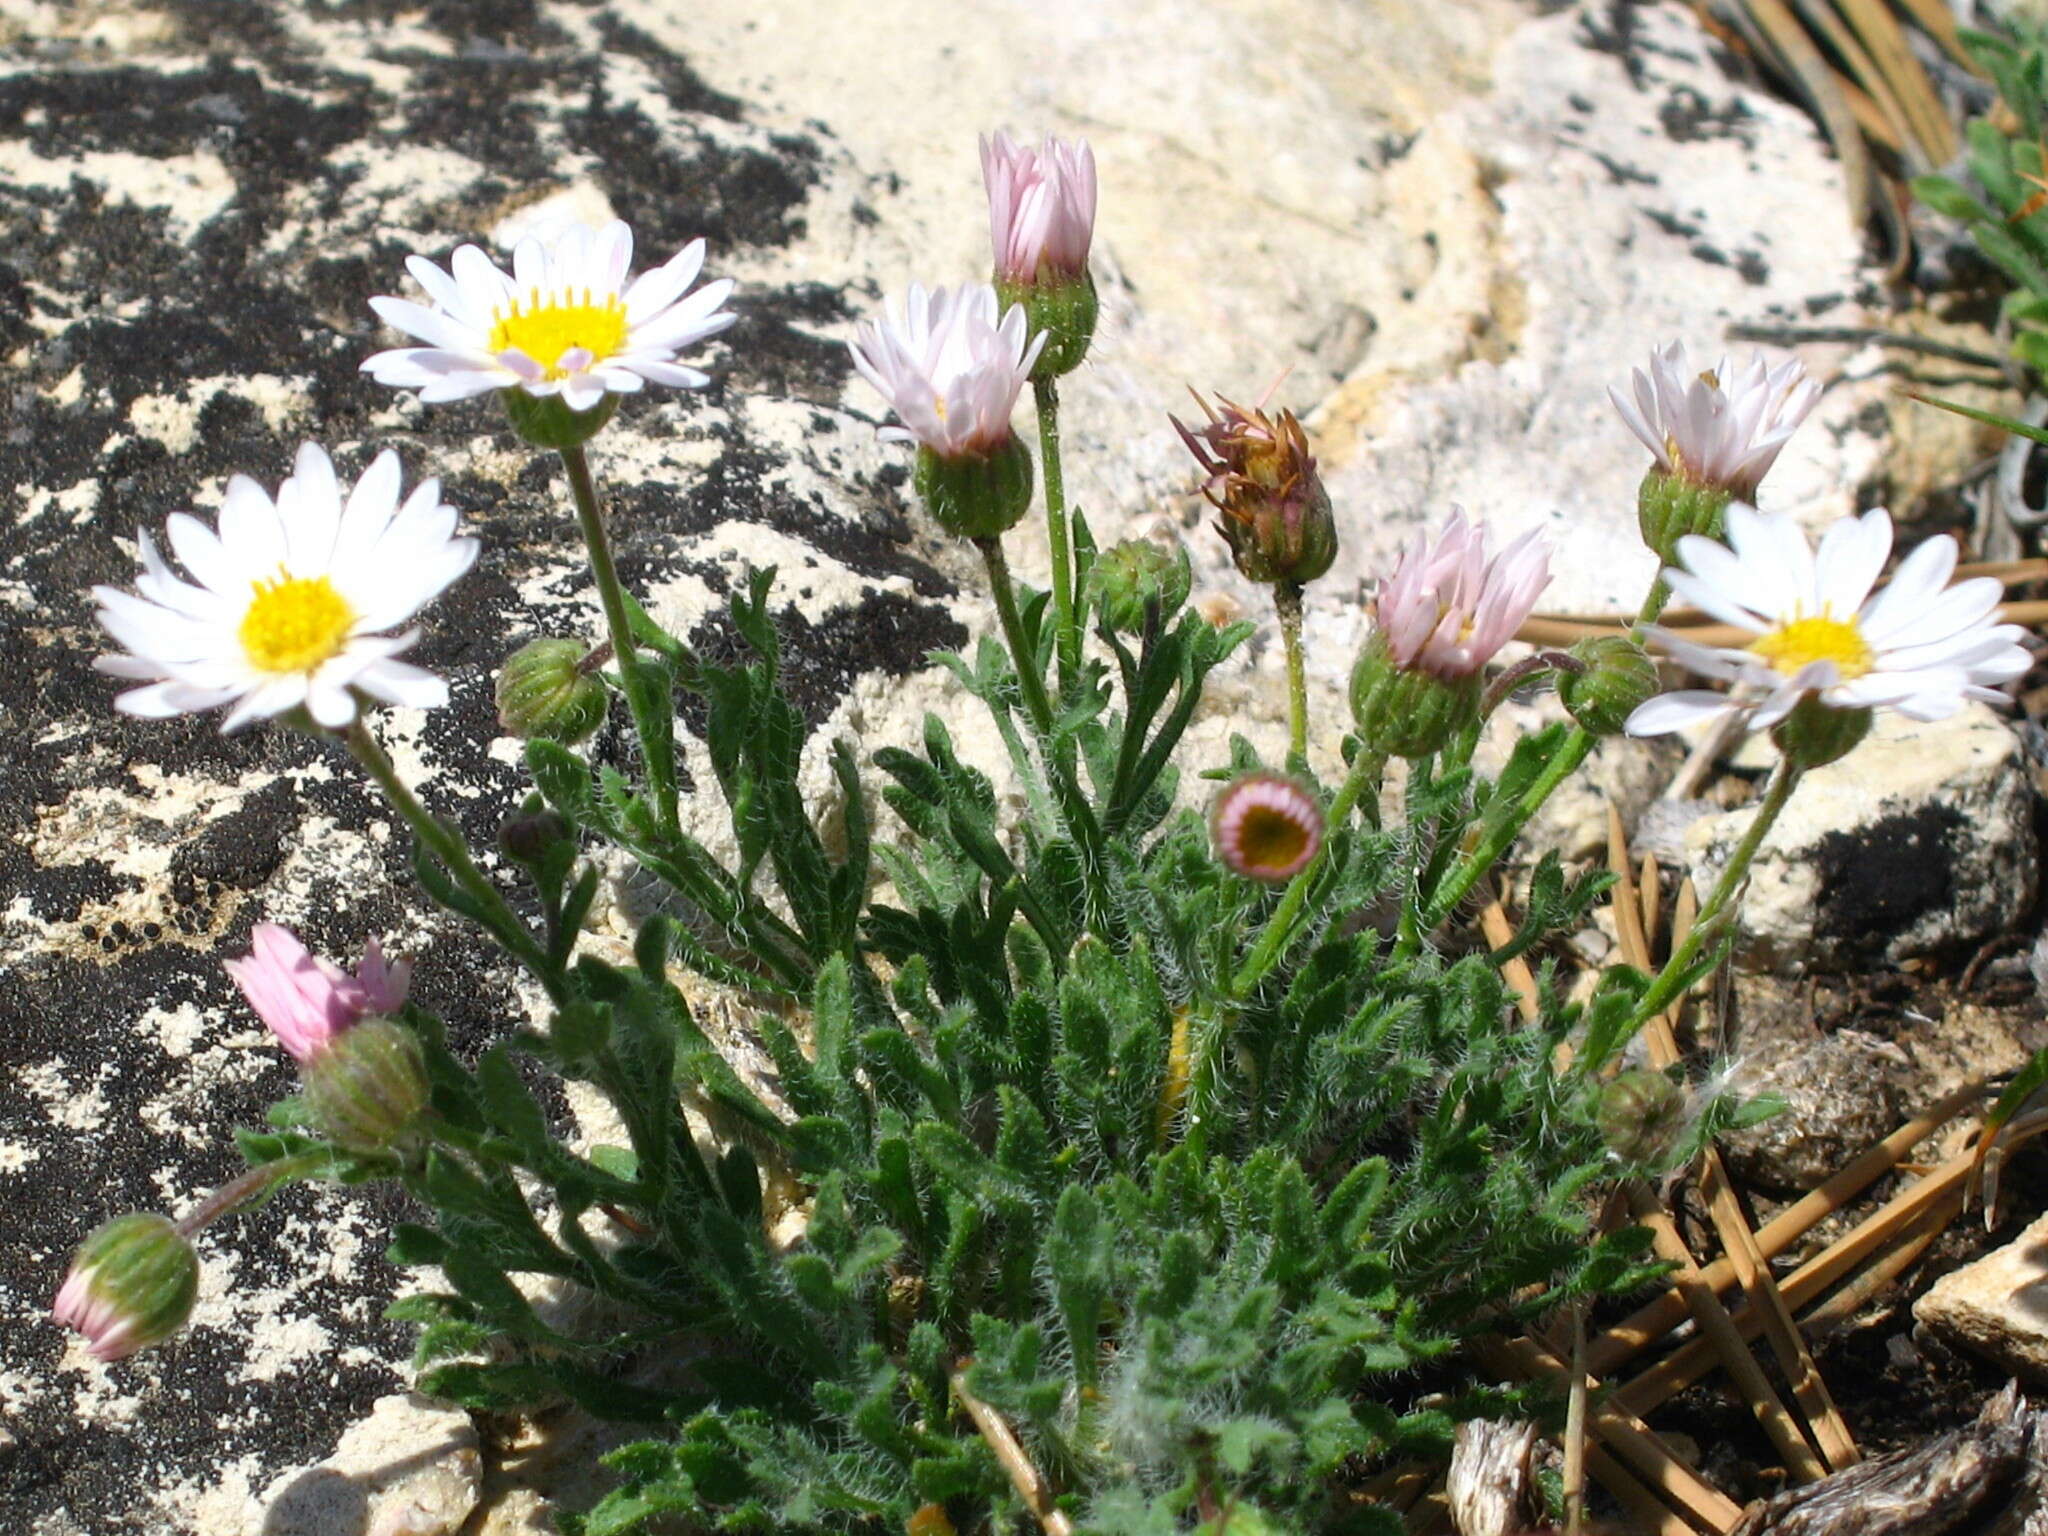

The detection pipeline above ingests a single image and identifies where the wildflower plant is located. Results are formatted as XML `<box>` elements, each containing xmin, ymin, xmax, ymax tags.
<box><xmin>54</xmin><ymin>139</ymin><xmax>2023</xmax><ymax>1536</ymax></box>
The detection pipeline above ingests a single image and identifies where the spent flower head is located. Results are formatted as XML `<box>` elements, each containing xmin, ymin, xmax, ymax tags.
<box><xmin>1376</xmin><ymin>512</ymin><xmax>1550</xmax><ymax>681</ymax></box>
<box><xmin>1174</xmin><ymin>388</ymin><xmax>1336</xmax><ymax>587</ymax></box>
<box><xmin>1610</xmin><ymin>341</ymin><xmax>1820</xmax><ymax>501</ymax></box>
<box><xmin>93</xmin><ymin>444</ymin><xmax>476</xmax><ymax>731</ymax></box>
<box><xmin>225</xmin><ymin>922</ymin><xmax>411</xmax><ymax>1063</ymax></box>
<box><xmin>1625</xmin><ymin>505</ymin><xmax>2031</xmax><ymax>743</ymax></box>
<box><xmin>849</xmin><ymin>282</ymin><xmax>1043</xmax><ymax>460</ymax></box>
<box><xmin>981</xmin><ymin>130</ymin><xmax>1098</xmax><ymax>286</ymax></box>
<box><xmin>1212</xmin><ymin>773</ymin><xmax>1323</xmax><ymax>883</ymax></box>
<box><xmin>364</xmin><ymin>220</ymin><xmax>736</xmax><ymax>412</ymax></box>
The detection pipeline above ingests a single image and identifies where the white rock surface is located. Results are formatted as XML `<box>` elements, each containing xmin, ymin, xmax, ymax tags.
<box><xmin>253</xmin><ymin>1393</ymin><xmax>481</xmax><ymax>1536</ymax></box>
<box><xmin>1683</xmin><ymin>706</ymin><xmax>2039</xmax><ymax>974</ymax></box>
<box><xmin>1916</xmin><ymin>1211</ymin><xmax>2048</xmax><ymax>1383</ymax></box>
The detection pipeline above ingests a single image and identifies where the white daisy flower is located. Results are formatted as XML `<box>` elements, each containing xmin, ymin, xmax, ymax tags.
<box><xmin>848</xmin><ymin>282</ymin><xmax>1043</xmax><ymax>459</ymax></box>
<box><xmin>1624</xmin><ymin>504</ymin><xmax>2030</xmax><ymax>738</ymax></box>
<box><xmin>93</xmin><ymin>443</ymin><xmax>479</xmax><ymax>731</ymax></box>
<box><xmin>363</xmin><ymin>220</ymin><xmax>737</xmax><ymax>411</ymax></box>
<box><xmin>1609</xmin><ymin>341</ymin><xmax>1820</xmax><ymax>499</ymax></box>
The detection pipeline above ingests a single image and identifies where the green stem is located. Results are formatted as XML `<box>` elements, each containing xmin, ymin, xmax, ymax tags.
<box><xmin>1627</xmin><ymin>758</ymin><xmax>1801</xmax><ymax>1028</ymax></box>
<box><xmin>176</xmin><ymin>1151</ymin><xmax>334</xmax><ymax>1238</ymax></box>
<box><xmin>1275</xmin><ymin>581</ymin><xmax>1308</xmax><ymax>762</ymax></box>
<box><xmin>560</xmin><ymin>444</ymin><xmax>677</xmax><ymax>833</ymax></box>
<box><xmin>1231</xmin><ymin>747</ymin><xmax>1385</xmax><ymax>998</ymax></box>
<box><xmin>344</xmin><ymin>720</ymin><xmax>563</xmax><ymax>1002</ymax></box>
<box><xmin>1033</xmin><ymin>376</ymin><xmax>1081</xmax><ymax>688</ymax></box>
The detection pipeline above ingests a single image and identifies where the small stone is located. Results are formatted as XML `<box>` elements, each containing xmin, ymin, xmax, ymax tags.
<box><xmin>469</xmin><ymin>1488</ymin><xmax>560</xmax><ymax>1534</ymax></box>
<box><xmin>1683</xmin><ymin>707</ymin><xmax>2037</xmax><ymax>974</ymax></box>
<box><xmin>1915</xmin><ymin>1212</ymin><xmax>2048</xmax><ymax>1383</ymax></box>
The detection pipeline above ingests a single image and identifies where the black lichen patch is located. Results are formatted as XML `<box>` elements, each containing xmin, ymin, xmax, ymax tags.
<box><xmin>1812</xmin><ymin>803</ymin><xmax>1968</xmax><ymax>958</ymax></box>
<box><xmin>1658</xmin><ymin>85</ymin><xmax>1754</xmax><ymax>147</ymax></box>
<box><xmin>15</xmin><ymin>861</ymin><xmax>138</xmax><ymax>924</ymax></box>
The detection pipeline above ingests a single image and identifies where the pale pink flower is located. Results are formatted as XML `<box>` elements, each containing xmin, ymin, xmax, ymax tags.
<box><xmin>1376</xmin><ymin>513</ymin><xmax>1551</xmax><ymax>679</ymax></box>
<box><xmin>51</xmin><ymin>1266</ymin><xmax>132</xmax><ymax>1361</ymax></box>
<box><xmin>981</xmin><ymin>131</ymin><xmax>1097</xmax><ymax>285</ymax></box>
<box><xmin>848</xmin><ymin>283</ymin><xmax>1043</xmax><ymax>458</ymax></box>
<box><xmin>1609</xmin><ymin>341</ymin><xmax>1820</xmax><ymax>499</ymax></box>
<box><xmin>225</xmin><ymin>923</ymin><xmax>411</xmax><ymax>1063</ymax></box>
<box><xmin>1211</xmin><ymin>773</ymin><xmax>1323</xmax><ymax>883</ymax></box>
<box><xmin>1626</xmin><ymin>505</ymin><xmax>2032</xmax><ymax>737</ymax></box>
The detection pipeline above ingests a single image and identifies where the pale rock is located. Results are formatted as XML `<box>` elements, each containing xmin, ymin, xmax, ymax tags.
<box><xmin>258</xmin><ymin>1393</ymin><xmax>481</xmax><ymax>1536</ymax></box>
<box><xmin>468</xmin><ymin>1487</ymin><xmax>560</xmax><ymax>1535</ymax></box>
<box><xmin>1683</xmin><ymin>706</ymin><xmax>2038</xmax><ymax>974</ymax></box>
<box><xmin>1479</xmin><ymin>694</ymin><xmax>1680</xmax><ymax>865</ymax></box>
<box><xmin>1915</xmin><ymin>1211</ymin><xmax>2048</xmax><ymax>1382</ymax></box>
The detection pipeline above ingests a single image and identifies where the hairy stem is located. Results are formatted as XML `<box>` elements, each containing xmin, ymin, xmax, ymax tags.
<box><xmin>1275</xmin><ymin>580</ymin><xmax>1308</xmax><ymax>761</ymax></box>
<box><xmin>176</xmin><ymin>1151</ymin><xmax>335</xmax><ymax>1239</ymax></box>
<box><xmin>1034</xmin><ymin>376</ymin><xmax>1080</xmax><ymax>688</ymax></box>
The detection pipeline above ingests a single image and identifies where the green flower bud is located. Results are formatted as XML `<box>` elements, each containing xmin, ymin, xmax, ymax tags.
<box><xmin>1597</xmin><ymin>1067</ymin><xmax>1690</xmax><ymax>1167</ymax></box>
<box><xmin>1558</xmin><ymin>635</ymin><xmax>1660</xmax><ymax>737</ymax></box>
<box><xmin>997</xmin><ymin>271</ymin><xmax>1098</xmax><ymax>380</ymax></box>
<box><xmin>496</xmin><ymin>637</ymin><xmax>609</xmax><ymax>744</ymax></box>
<box><xmin>302</xmin><ymin>1018</ymin><xmax>430</xmax><ymax>1154</ymax></box>
<box><xmin>1637</xmin><ymin>467</ymin><xmax>1732</xmax><ymax>564</ymax></box>
<box><xmin>1088</xmin><ymin>539</ymin><xmax>1192</xmax><ymax>634</ymax></box>
<box><xmin>1769</xmin><ymin>695</ymin><xmax>1872</xmax><ymax>770</ymax></box>
<box><xmin>1349</xmin><ymin>634</ymin><xmax>1482</xmax><ymax>759</ymax></box>
<box><xmin>499</xmin><ymin>806</ymin><xmax>574</xmax><ymax>863</ymax></box>
<box><xmin>914</xmin><ymin>437</ymin><xmax>1034</xmax><ymax>541</ymax></box>
<box><xmin>53</xmin><ymin>1213</ymin><xmax>199</xmax><ymax>1361</ymax></box>
<box><xmin>498</xmin><ymin>388</ymin><xmax>618</xmax><ymax>450</ymax></box>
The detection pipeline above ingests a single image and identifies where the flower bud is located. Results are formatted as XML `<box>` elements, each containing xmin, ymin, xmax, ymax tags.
<box><xmin>498</xmin><ymin>387</ymin><xmax>618</xmax><ymax>450</ymax></box>
<box><xmin>1769</xmin><ymin>694</ymin><xmax>1872</xmax><ymax>770</ymax></box>
<box><xmin>1349</xmin><ymin>634</ymin><xmax>1482</xmax><ymax>760</ymax></box>
<box><xmin>1173</xmin><ymin>392</ymin><xmax>1336</xmax><ymax>588</ymax></box>
<box><xmin>1597</xmin><ymin>1068</ymin><xmax>1689</xmax><ymax>1167</ymax></box>
<box><xmin>1636</xmin><ymin>467</ymin><xmax>1732</xmax><ymax>565</ymax></box>
<box><xmin>1558</xmin><ymin>635</ymin><xmax>1660</xmax><ymax>737</ymax></box>
<box><xmin>499</xmin><ymin>805</ymin><xmax>574</xmax><ymax>863</ymax></box>
<box><xmin>997</xmin><ymin>271</ymin><xmax>1097</xmax><ymax>381</ymax></box>
<box><xmin>52</xmin><ymin>1214</ymin><xmax>199</xmax><ymax>1362</ymax></box>
<box><xmin>496</xmin><ymin>637</ymin><xmax>609</xmax><ymax>744</ymax></box>
<box><xmin>1195</xmin><ymin>1501</ymin><xmax>1283</xmax><ymax>1536</ymax></box>
<box><xmin>914</xmin><ymin>437</ymin><xmax>1034</xmax><ymax>541</ymax></box>
<box><xmin>301</xmin><ymin>1017</ymin><xmax>430</xmax><ymax>1153</ymax></box>
<box><xmin>1211</xmin><ymin>773</ymin><xmax>1323</xmax><ymax>883</ymax></box>
<box><xmin>1088</xmin><ymin>539</ymin><xmax>1192</xmax><ymax>634</ymax></box>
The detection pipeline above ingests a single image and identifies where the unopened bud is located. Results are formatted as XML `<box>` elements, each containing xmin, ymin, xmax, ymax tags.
<box><xmin>497</xmin><ymin>637</ymin><xmax>609</xmax><ymax>744</ymax></box>
<box><xmin>302</xmin><ymin>1017</ymin><xmax>430</xmax><ymax>1154</ymax></box>
<box><xmin>1089</xmin><ymin>539</ymin><xmax>1192</xmax><ymax>634</ymax></box>
<box><xmin>998</xmin><ymin>272</ymin><xmax>1097</xmax><ymax>380</ymax></box>
<box><xmin>498</xmin><ymin>387</ymin><xmax>617</xmax><ymax>450</ymax></box>
<box><xmin>1349</xmin><ymin>634</ymin><xmax>1481</xmax><ymax>760</ymax></box>
<box><xmin>1195</xmin><ymin>1501</ymin><xmax>1284</xmax><ymax>1536</ymax></box>
<box><xmin>52</xmin><ymin>1213</ymin><xmax>199</xmax><ymax>1362</ymax></box>
<box><xmin>1637</xmin><ymin>467</ymin><xmax>1732</xmax><ymax>564</ymax></box>
<box><xmin>1558</xmin><ymin>635</ymin><xmax>1660</xmax><ymax>737</ymax></box>
<box><xmin>914</xmin><ymin>437</ymin><xmax>1034</xmax><ymax>540</ymax></box>
<box><xmin>499</xmin><ymin>806</ymin><xmax>573</xmax><ymax>863</ymax></box>
<box><xmin>1770</xmin><ymin>694</ymin><xmax>1872</xmax><ymax>770</ymax></box>
<box><xmin>1597</xmin><ymin>1068</ymin><xmax>1689</xmax><ymax>1167</ymax></box>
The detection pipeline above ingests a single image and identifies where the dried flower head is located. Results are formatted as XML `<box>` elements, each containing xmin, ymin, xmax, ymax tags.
<box><xmin>1375</xmin><ymin>512</ymin><xmax>1551</xmax><ymax>681</ymax></box>
<box><xmin>1174</xmin><ymin>388</ymin><xmax>1336</xmax><ymax>587</ymax></box>
<box><xmin>1625</xmin><ymin>505</ymin><xmax>2031</xmax><ymax>742</ymax></box>
<box><xmin>1609</xmin><ymin>341</ymin><xmax>1819</xmax><ymax>501</ymax></box>
<box><xmin>1211</xmin><ymin>773</ymin><xmax>1324</xmax><ymax>883</ymax></box>
<box><xmin>93</xmin><ymin>444</ymin><xmax>476</xmax><ymax>731</ymax></box>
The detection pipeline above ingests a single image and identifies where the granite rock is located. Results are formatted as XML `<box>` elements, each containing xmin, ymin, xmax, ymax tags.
<box><xmin>1916</xmin><ymin>1212</ymin><xmax>2048</xmax><ymax>1384</ymax></box>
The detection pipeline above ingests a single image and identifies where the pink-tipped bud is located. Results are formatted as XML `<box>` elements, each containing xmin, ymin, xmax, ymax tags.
<box><xmin>981</xmin><ymin>130</ymin><xmax>1097</xmax><ymax>289</ymax></box>
<box><xmin>225</xmin><ymin>924</ymin><xmax>411</xmax><ymax>1063</ymax></box>
<box><xmin>53</xmin><ymin>1213</ymin><xmax>199</xmax><ymax>1362</ymax></box>
<box><xmin>1211</xmin><ymin>773</ymin><xmax>1324</xmax><ymax>883</ymax></box>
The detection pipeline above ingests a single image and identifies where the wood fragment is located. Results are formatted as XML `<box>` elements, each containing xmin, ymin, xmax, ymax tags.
<box><xmin>1729</xmin><ymin>1383</ymin><xmax>2035</xmax><ymax>1536</ymax></box>
<box><xmin>1447</xmin><ymin>1420</ymin><xmax>1539</xmax><ymax>1536</ymax></box>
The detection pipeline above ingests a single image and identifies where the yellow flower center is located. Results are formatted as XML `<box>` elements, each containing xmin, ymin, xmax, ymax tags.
<box><xmin>240</xmin><ymin>572</ymin><xmax>355</xmax><ymax>674</ymax></box>
<box><xmin>1747</xmin><ymin>612</ymin><xmax>1873</xmax><ymax>680</ymax></box>
<box><xmin>487</xmin><ymin>287</ymin><xmax>628</xmax><ymax>378</ymax></box>
<box><xmin>1237</xmin><ymin>804</ymin><xmax>1311</xmax><ymax>874</ymax></box>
